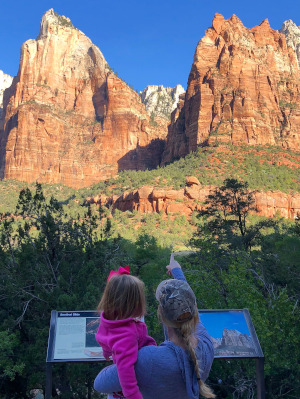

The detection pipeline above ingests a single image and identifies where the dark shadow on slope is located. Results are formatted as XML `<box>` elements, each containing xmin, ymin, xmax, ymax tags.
<box><xmin>0</xmin><ymin>111</ymin><xmax>19</xmax><ymax>179</ymax></box>
<box><xmin>117</xmin><ymin>138</ymin><xmax>165</xmax><ymax>173</ymax></box>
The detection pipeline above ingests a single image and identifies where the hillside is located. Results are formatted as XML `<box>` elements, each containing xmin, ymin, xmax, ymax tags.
<box><xmin>1</xmin><ymin>144</ymin><xmax>299</xmax><ymax>221</ymax></box>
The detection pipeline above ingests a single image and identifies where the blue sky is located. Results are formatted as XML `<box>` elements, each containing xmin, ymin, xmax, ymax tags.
<box><xmin>0</xmin><ymin>0</ymin><xmax>299</xmax><ymax>92</ymax></box>
<box><xmin>199</xmin><ymin>311</ymin><xmax>251</xmax><ymax>339</ymax></box>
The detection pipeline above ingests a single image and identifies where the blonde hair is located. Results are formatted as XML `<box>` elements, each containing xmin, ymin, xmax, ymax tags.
<box><xmin>98</xmin><ymin>274</ymin><xmax>146</xmax><ymax>320</ymax></box>
<box><xmin>158</xmin><ymin>307</ymin><xmax>215</xmax><ymax>398</ymax></box>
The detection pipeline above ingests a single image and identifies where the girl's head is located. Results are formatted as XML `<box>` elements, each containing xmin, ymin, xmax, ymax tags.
<box><xmin>98</xmin><ymin>274</ymin><xmax>146</xmax><ymax>320</ymax></box>
<box><xmin>156</xmin><ymin>279</ymin><xmax>215</xmax><ymax>398</ymax></box>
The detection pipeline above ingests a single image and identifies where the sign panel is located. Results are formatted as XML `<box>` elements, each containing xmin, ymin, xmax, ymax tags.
<box><xmin>199</xmin><ymin>309</ymin><xmax>263</xmax><ymax>358</ymax></box>
<box><xmin>47</xmin><ymin>311</ymin><xmax>104</xmax><ymax>362</ymax></box>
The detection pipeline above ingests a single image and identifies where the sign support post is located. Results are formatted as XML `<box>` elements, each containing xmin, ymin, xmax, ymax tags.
<box><xmin>45</xmin><ymin>363</ymin><xmax>53</xmax><ymax>399</ymax></box>
<box><xmin>256</xmin><ymin>357</ymin><xmax>265</xmax><ymax>399</ymax></box>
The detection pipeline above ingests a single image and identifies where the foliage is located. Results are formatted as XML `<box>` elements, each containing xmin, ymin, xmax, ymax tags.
<box><xmin>54</xmin><ymin>12</ymin><xmax>75</xmax><ymax>28</ymax></box>
<box><xmin>188</xmin><ymin>178</ymin><xmax>300</xmax><ymax>398</ymax></box>
<box><xmin>195</xmin><ymin>178</ymin><xmax>275</xmax><ymax>251</ymax></box>
<box><xmin>0</xmin><ymin>178</ymin><xmax>299</xmax><ymax>398</ymax></box>
<box><xmin>0</xmin><ymin>184</ymin><xmax>122</xmax><ymax>397</ymax></box>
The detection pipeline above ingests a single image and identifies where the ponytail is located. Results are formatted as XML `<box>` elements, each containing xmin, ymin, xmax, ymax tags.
<box><xmin>159</xmin><ymin>308</ymin><xmax>215</xmax><ymax>399</ymax></box>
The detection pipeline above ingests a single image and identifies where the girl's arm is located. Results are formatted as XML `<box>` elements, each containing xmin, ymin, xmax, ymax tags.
<box><xmin>111</xmin><ymin>328</ymin><xmax>143</xmax><ymax>399</ymax></box>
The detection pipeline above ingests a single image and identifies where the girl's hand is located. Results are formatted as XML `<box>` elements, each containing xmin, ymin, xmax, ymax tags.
<box><xmin>166</xmin><ymin>253</ymin><xmax>181</xmax><ymax>275</ymax></box>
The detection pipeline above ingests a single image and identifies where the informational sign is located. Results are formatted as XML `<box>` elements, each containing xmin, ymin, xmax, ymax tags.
<box><xmin>47</xmin><ymin>309</ymin><xmax>263</xmax><ymax>363</ymax></box>
<box><xmin>47</xmin><ymin>311</ymin><xmax>104</xmax><ymax>362</ymax></box>
<box><xmin>199</xmin><ymin>309</ymin><xmax>263</xmax><ymax>358</ymax></box>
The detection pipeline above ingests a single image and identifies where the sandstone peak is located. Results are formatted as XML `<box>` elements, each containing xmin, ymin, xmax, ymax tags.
<box><xmin>212</xmin><ymin>13</ymin><xmax>225</xmax><ymax>34</ymax></box>
<box><xmin>228</xmin><ymin>14</ymin><xmax>243</xmax><ymax>25</ymax></box>
<box><xmin>38</xmin><ymin>9</ymin><xmax>76</xmax><ymax>39</ymax></box>
<box><xmin>162</xmin><ymin>13</ymin><xmax>300</xmax><ymax>165</ymax></box>
<box><xmin>280</xmin><ymin>19</ymin><xmax>300</xmax><ymax>66</ymax></box>
<box><xmin>140</xmin><ymin>84</ymin><xmax>185</xmax><ymax>120</ymax></box>
<box><xmin>0</xmin><ymin>70</ymin><xmax>13</xmax><ymax>119</ymax></box>
<box><xmin>0</xmin><ymin>10</ymin><xmax>165</xmax><ymax>187</ymax></box>
<box><xmin>259</xmin><ymin>18</ymin><xmax>270</xmax><ymax>27</ymax></box>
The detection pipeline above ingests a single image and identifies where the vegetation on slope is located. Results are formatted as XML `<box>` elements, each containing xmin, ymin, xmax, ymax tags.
<box><xmin>1</xmin><ymin>144</ymin><xmax>299</xmax><ymax>213</ymax></box>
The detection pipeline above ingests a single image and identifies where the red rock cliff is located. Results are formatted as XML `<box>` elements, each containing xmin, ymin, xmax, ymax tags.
<box><xmin>162</xmin><ymin>14</ymin><xmax>300</xmax><ymax>163</ymax></box>
<box><xmin>87</xmin><ymin>177</ymin><xmax>300</xmax><ymax>220</ymax></box>
<box><xmin>0</xmin><ymin>9</ymin><xmax>165</xmax><ymax>188</ymax></box>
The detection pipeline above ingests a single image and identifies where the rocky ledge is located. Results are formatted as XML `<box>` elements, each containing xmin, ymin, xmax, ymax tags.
<box><xmin>86</xmin><ymin>176</ymin><xmax>300</xmax><ymax>220</ymax></box>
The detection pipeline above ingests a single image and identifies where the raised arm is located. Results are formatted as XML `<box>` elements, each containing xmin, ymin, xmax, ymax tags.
<box><xmin>167</xmin><ymin>253</ymin><xmax>214</xmax><ymax>379</ymax></box>
<box><xmin>166</xmin><ymin>253</ymin><xmax>186</xmax><ymax>281</ymax></box>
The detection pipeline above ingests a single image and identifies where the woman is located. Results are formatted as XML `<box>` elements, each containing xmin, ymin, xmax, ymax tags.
<box><xmin>94</xmin><ymin>254</ymin><xmax>215</xmax><ymax>399</ymax></box>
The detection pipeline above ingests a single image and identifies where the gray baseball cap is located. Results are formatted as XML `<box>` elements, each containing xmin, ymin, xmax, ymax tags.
<box><xmin>155</xmin><ymin>279</ymin><xmax>197</xmax><ymax>323</ymax></box>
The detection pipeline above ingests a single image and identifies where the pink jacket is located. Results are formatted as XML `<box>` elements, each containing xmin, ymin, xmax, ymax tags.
<box><xmin>95</xmin><ymin>312</ymin><xmax>156</xmax><ymax>399</ymax></box>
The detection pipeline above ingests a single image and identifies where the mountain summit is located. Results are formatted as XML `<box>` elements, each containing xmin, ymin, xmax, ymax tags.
<box><xmin>0</xmin><ymin>9</ymin><xmax>165</xmax><ymax>188</ymax></box>
<box><xmin>162</xmin><ymin>13</ymin><xmax>300</xmax><ymax>164</ymax></box>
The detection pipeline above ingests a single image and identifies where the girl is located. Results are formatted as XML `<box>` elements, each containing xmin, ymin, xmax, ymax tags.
<box><xmin>95</xmin><ymin>266</ymin><xmax>156</xmax><ymax>399</ymax></box>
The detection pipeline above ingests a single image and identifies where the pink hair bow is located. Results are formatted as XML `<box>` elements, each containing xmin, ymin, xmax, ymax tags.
<box><xmin>107</xmin><ymin>266</ymin><xmax>130</xmax><ymax>281</ymax></box>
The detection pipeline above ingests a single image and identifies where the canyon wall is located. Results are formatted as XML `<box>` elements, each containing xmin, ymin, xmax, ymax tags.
<box><xmin>0</xmin><ymin>9</ymin><xmax>165</xmax><ymax>188</ymax></box>
<box><xmin>162</xmin><ymin>14</ymin><xmax>300</xmax><ymax>164</ymax></box>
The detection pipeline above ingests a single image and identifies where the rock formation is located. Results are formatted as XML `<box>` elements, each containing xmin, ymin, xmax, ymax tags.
<box><xmin>162</xmin><ymin>14</ymin><xmax>300</xmax><ymax>164</ymax></box>
<box><xmin>0</xmin><ymin>9</ymin><xmax>165</xmax><ymax>188</ymax></box>
<box><xmin>140</xmin><ymin>84</ymin><xmax>185</xmax><ymax>120</ymax></box>
<box><xmin>280</xmin><ymin>20</ymin><xmax>300</xmax><ymax>66</ymax></box>
<box><xmin>86</xmin><ymin>176</ymin><xmax>300</xmax><ymax>220</ymax></box>
<box><xmin>220</xmin><ymin>329</ymin><xmax>254</xmax><ymax>349</ymax></box>
<box><xmin>0</xmin><ymin>70</ymin><xmax>13</xmax><ymax>119</ymax></box>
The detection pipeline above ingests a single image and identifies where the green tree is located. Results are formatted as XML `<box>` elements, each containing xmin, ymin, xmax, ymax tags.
<box><xmin>197</xmin><ymin>178</ymin><xmax>275</xmax><ymax>251</ymax></box>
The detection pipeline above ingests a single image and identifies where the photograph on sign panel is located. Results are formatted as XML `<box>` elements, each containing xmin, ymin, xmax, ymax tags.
<box><xmin>84</xmin><ymin>317</ymin><xmax>104</xmax><ymax>358</ymax></box>
<box><xmin>199</xmin><ymin>311</ymin><xmax>256</xmax><ymax>357</ymax></box>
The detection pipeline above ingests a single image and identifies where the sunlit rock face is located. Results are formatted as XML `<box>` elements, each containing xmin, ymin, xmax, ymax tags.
<box><xmin>162</xmin><ymin>13</ymin><xmax>300</xmax><ymax>164</ymax></box>
<box><xmin>140</xmin><ymin>84</ymin><xmax>185</xmax><ymax>119</ymax></box>
<box><xmin>0</xmin><ymin>70</ymin><xmax>13</xmax><ymax>119</ymax></box>
<box><xmin>86</xmin><ymin>177</ymin><xmax>300</xmax><ymax>220</ymax></box>
<box><xmin>0</xmin><ymin>9</ymin><xmax>166</xmax><ymax>188</ymax></box>
<box><xmin>280</xmin><ymin>19</ymin><xmax>300</xmax><ymax>66</ymax></box>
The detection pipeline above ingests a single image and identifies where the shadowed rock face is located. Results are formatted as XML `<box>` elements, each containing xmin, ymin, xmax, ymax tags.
<box><xmin>162</xmin><ymin>13</ymin><xmax>300</xmax><ymax>164</ymax></box>
<box><xmin>0</xmin><ymin>9</ymin><xmax>165</xmax><ymax>188</ymax></box>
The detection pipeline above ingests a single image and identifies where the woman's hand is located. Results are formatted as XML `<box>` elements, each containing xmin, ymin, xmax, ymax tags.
<box><xmin>166</xmin><ymin>253</ymin><xmax>181</xmax><ymax>275</ymax></box>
